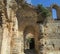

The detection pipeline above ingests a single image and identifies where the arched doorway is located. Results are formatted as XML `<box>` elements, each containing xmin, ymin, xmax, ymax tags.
<box><xmin>23</xmin><ymin>26</ymin><xmax>37</xmax><ymax>54</ymax></box>
<box><xmin>24</xmin><ymin>33</ymin><xmax>35</xmax><ymax>50</ymax></box>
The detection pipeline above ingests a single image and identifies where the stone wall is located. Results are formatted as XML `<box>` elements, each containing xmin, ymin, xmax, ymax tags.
<box><xmin>0</xmin><ymin>27</ymin><xmax>3</xmax><ymax>54</ymax></box>
<box><xmin>0</xmin><ymin>0</ymin><xmax>60</xmax><ymax>54</ymax></box>
<box><xmin>40</xmin><ymin>20</ymin><xmax>60</xmax><ymax>54</ymax></box>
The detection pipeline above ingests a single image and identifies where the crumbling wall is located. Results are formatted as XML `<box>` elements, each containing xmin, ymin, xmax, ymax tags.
<box><xmin>50</xmin><ymin>4</ymin><xmax>60</xmax><ymax>20</ymax></box>
<box><xmin>39</xmin><ymin>20</ymin><xmax>60</xmax><ymax>54</ymax></box>
<box><xmin>0</xmin><ymin>27</ymin><xmax>3</xmax><ymax>54</ymax></box>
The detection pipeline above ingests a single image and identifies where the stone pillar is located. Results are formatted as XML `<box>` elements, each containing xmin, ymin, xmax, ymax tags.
<box><xmin>1</xmin><ymin>3</ymin><xmax>18</xmax><ymax>54</ymax></box>
<box><xmin>1</xmin><ymin>0</ymin><xmax>25</xmax><ymax>53</ymax></box>
<box><xmin>1</xmin><ymin>26</ymin><xmax>11</xmax><ymax>54</ymax></box>
<box><xmin>11</xmin><ymin>31</ymin><xmax>24</xmax><ymax>54</ymax></box>
<box><xmin>9</xmin><ymin>10</ymin><xmax>24</xmax><ymax>54</ymax></box>
<box><xmin>18</xmin><ymin>31</ymin><xmax>24</xmax><ymax>54</ymax></box>
<box><xmin>57</xmin><ymin>8</ymin><xmax>60</xmax><ymax>20</ymax></box>
<box><xmin>1</xmin><ymin>13</ymin><xmax>12</xmax><ymax>54</ymax></box>
<box><xmin>38</xmin><ymin>24</ymin><xmax>45</xmax><ymax>54</ymax></box>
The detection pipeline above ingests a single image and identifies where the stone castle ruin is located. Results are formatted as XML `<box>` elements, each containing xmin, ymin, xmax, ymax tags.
<box><xmin>0</xmin><ymin>0</ymin><xmax>60</xmax><ymax>54</ymax></box>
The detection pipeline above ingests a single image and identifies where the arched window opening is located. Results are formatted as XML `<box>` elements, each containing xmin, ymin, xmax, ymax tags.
<box><xmin>52</xmin><ymin>8</ymin><xmax>57</xmax><ymax>19</ymax></box>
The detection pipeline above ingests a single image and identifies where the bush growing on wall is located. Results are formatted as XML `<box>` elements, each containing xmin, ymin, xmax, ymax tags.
<box><xmin>37</xmin><ymin>4</ymin><xmax>51</xmax><ymax>18</ymax></box>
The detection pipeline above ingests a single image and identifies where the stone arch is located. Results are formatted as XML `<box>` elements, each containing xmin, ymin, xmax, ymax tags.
<box><xmin>52</xmin><ymin>8</ymin><xmax>57</xmax><ymax>19</ymax></box>
<box><xmin>23</xmin><ymin>25</ymin><xmax>39</xmax><ymax>53</ymax></box>
<box><xmin>24</xmin><ymin>26</ymin><xmax>35</xmax><ymax>49</ymax></box>
<box><xmin>52</xmin><ymin>4</ymin><xmax>59</xmax><ymax>9</ymax></box>
<box><xmin>51</xmin><ymin>4</ymin><xmax>60</xmax><ymax>20</ymax></box>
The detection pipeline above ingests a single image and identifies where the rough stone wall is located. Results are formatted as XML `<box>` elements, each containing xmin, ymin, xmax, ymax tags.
<box><xmin>0</xmin><ymin>27</ymin><xmax>3</xmax><ymax>54</ymax></box>
<box><xmin>0</xmin><ymin>0</ymin><xmax>40</xmax><ymax>54</ymax></box>
<box><xmin>16</xmin><ymin>6</ymin><xmax>40</xmax><ymax>54</ymax></box>
<box><xmin>39</xmin><ymin>19</ymin><xmax>60</xmax><ymax>54</ymax></box>
<box><xmin>0</xmin><ymin>0</ymin><xmax>60</xmax><ymax>54</ymax></box>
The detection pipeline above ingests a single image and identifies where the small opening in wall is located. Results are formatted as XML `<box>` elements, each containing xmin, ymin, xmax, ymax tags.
<box><xmin>24</xmin><ymin>38</ymin><xmax>35</xmax><ymax>54</ymax></box>
<box><xmin>52</xmin><ymin>8</ymin><xmax>57</xmax><ymax>20</ymax></box>
<box><xmin>29</xmin><ymin>38</ymin><xmax>35</xmax><ymax>49</ymax></box>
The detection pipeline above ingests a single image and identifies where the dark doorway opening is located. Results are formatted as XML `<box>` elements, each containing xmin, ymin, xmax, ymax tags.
<box><xmin>29</xmin><ymin>38</ymin><xmax>35</xmax><ymax>49</ymax></box>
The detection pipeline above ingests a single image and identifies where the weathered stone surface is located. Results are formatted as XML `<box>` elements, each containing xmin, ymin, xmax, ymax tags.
<box><xmin>0</xmin><ymin>0</ymin><xmax>60</xmax><ymax>54</ymax></box>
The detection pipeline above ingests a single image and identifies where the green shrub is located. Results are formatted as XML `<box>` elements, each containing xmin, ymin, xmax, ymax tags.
<box><xmin>37</xmin><ymin>4</ymin><xmax>51</xmax><ymax>18</ymax></box>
